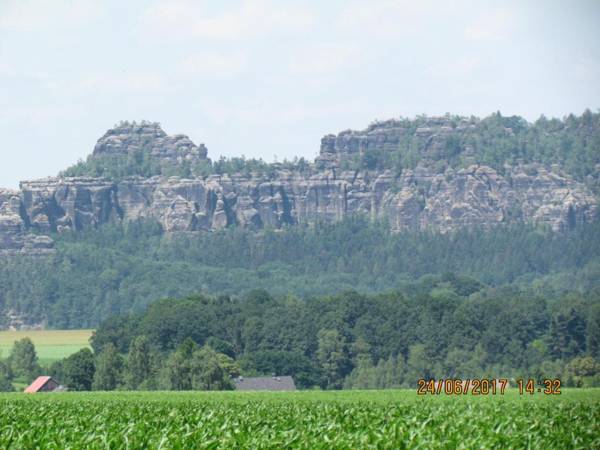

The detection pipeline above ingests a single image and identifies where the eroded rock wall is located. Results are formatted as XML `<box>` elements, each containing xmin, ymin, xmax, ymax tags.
<box><xmin>0</xmin><ymin>118</ymin><xmax>597</xmax><ymax>254</ymax></box>
<box><xmin>94</xmin><ymin>121</ymin><xmax>208</xmax><ymax>163</ymax></box>
<box><xmin>0</xmin><ymin>161</ymin><xmax>595</xmax><ymax>254</ymax></box>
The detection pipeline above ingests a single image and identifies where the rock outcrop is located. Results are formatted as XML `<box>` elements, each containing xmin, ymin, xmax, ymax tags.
<box><xmin>0</xmin><ymin>188</ymin><xmax>54</xmax><ymax>255</ymax></box>
<box><xmin>315</xmin><ymin>117</ymin><xmax>480</xmax><ymax>169</ymax></box>
<box><xmin>0</xmin><ymin>119</ymin><xmax>597</xmax><ymax>254</ymax></box>
<box><xmin>93</xmin><ymin>121</ymin><xmax>208</xmax><ymax>163</ymax></box>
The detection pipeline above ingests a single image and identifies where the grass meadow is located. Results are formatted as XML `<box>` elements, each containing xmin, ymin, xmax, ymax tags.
<box><xmin>0</xmin><ymin>329</ymin><xmax>93</xmax><ymax>364</ymax></box>
<box><xmin>0</xmin><ymin>389</ymin><xmax>598</xmax><ymax>449</ymax></box>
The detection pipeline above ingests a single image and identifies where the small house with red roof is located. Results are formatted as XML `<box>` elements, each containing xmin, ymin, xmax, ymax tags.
<box><xmin>24</xmin><ymin>376</ymin><xmax>61</xmax><ymax>393</ymax></box>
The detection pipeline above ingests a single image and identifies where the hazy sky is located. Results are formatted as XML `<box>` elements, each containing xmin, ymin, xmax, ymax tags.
<box><xmin>1</xmin><ymin>0</ymin><xmax>599</xmax><ymax>188</ymax></box>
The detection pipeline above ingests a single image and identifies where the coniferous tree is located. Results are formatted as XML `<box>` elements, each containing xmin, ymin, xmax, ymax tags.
<box><xmin>162</xmin><ymin>338</ymin><xmax>197</xmax><ymax>390</ymax></box>
<box><xmin>9</xmin><ymin>338</ymin><xmax>40</xmax><ymax>383</ymax></box>
<box><xmin>586</xmin><ymin>304</ymin><xmax>600</xmax><ymax>358</ymax></box>
<box><xmin>92</xmin><ymin>343</ymin><xmax>123</xmax><ymax>391</ymax></box>
<box><xmin>0</xmin><ymin>360</ymin><xmax>14</xmax><ymax>392</ymax></box>
<box><xmin>317</xmin><ymin>329</ymin><xmax>349</xmax><ymax>389</ymax></box>
<box><xmin>406</xmin><ymin>344</ymin><xmax>435</xmax><ymax>385</ymax></box>
<box><xmin>124</xmin><ymin>336</ymin><xmax>152</xmax><ymax>390</ymax></box>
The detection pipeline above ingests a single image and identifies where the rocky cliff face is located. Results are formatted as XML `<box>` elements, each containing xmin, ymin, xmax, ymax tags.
<box><xmin>93</xmin><ymin>121</ymin><xmax>208</xmax><ymax>163</ymax></box>
<box><xmin>315</xmin><ymin>116</ymin><xmax>480</xmax><ymax>169</ymax></box>
<box><xmin>0</xmin><ymin>119</ymin><xmax>597</xmax><ymax>254</ymax></box>
<box><xmin>0</xmin><ymin>188</ymin><xmax>54</xmax><ymax>254</ymax></box>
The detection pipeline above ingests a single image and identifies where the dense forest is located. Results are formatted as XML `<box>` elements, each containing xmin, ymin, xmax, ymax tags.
<box><xmin>2</xmin><ymin>286</ymin><xmax>600</xmax><ymax>391</ymax></box>
<box><xmin>60</xmin><ymin>111</ymin><xmax>600</xmax><ymax>195</ymax></box>
<box><xmin>2</xmin><ymin>110</ymin><xmax>599</xmax><ymax>391</ymax></box>
<box><xmin>89</xmin><ymin>286</ymin><xmax>600</xmax><ymax>389</ymax></box>
<box><xmin>1</xmin><ymin>215</ymin><xmax>600</xmax><ymax>328</ymax></box>
<box><xmin>352</xmin><ymin>110</ymin><xmax>600</xmax><ymax>187</ymax></box>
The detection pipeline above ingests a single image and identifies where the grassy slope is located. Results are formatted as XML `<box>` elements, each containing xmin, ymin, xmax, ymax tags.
<box><xmin>0</xmin><ymin>330</ymin><xmax>93</xmax><ymax>364</ymax></box>
<box><xmin>0</xmin><ymin>389</ymin><xmax>598</xmax><ymax>448</ymax></box>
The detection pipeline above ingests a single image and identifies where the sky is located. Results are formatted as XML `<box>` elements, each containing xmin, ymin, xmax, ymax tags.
<box><xmin>1</xmin><ymin>0</ymin><xmax>599</xmax><ymax>189</ymax></box>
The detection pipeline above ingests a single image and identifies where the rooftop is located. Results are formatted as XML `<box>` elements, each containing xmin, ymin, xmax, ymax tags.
<box><xmin>234</xmin><ymin>376</ymin><xmax>296</xmax><ymax>391</ymax></box>
<box><xmin>24</xmin><ymin>376</ymin><xmax>53</xmax><ymax>393</ymax></box>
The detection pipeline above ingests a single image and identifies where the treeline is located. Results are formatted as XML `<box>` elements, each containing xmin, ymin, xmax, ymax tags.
<box><xmin>0</xmin><ymin>337</ymin><xmax>237</xmax><ymax>392</ymax></box>
<box><xmin>344</xmin><ymin>110</ymin><xmax>600</xmax><ymax>189</ymax></box>
<box><xmin>1</xmin><ymin>216</ymin><xmax>600</xmax><ymax>328</ymax></box>
<box><xmin>3</xmin><ymin>285</ymin><xmax>599</xmax><ymax>392</ymax></box>
<box><xmin>88</xmin><ymin>287</ymin><xmax>600</xmax><ymax>389</ymax></box>
<box><xmin>60</xmin><ymin>111</ymin><xmax>600</xmax><ymax>195</ymax></box>
<box><xmin>61</xmin><ymin>148</ymin><xmax>311</xmax><ymax>180</ymax></box>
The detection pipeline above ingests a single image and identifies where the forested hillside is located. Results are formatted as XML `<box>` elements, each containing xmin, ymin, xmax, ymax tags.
<box><xmin>357</xmin><ymin>110</ymin><xmax>600</xmax><ymax>189</ymax></box>
<box><xmin>62</xmin><ymin>111</ymin><xmax>600</xmax><ymax>190</ymax></box>
<box><xmin>2</xmin><ymin>111</ymin><xmax>599</xmax><ymax>256</ymax></box>
<box><xmin>1</xmin><ymin>111</ymin><xmax>599</xmax><ymax>389</ymax></box>
<box><xmin>86</xmin><ymin>286</ymin><xmax>600</xmax><ymax>389</ymax></box>
<box><xmin>1</xmin><ymin>111</ymin><xmax>599</xmax><ymax>353</ymax></box>
<box><xmin>1</xmin><ymin>216</ymin><xmax>600</xmax><ymax>328</ymax></box>
<box><xmin>3</xmin><ymin>285</ymin><xmax>598</xmax><ymax>392</ymax></box>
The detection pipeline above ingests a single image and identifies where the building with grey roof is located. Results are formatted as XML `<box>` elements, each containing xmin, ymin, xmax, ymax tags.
<box><xmin>234</xmin><ymin>376</ymin><xmax>296</xmax><ymax>391</ymax></box>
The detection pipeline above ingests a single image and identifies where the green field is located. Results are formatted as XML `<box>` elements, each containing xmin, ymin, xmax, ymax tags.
<box><xmin>0</xmin><ymin>330</ymin><xmax>93</xmax><ymax>364</ymax></box>
<box><xmin>0</xmin><ymin>389</ymin><xmax>598</xmax><ymax>449</ymax></box>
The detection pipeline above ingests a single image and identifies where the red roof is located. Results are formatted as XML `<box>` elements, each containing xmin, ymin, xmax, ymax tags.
<box><xmin>24</xmin><ymin>376</ymin><xmax>53</xmax><ymax>393</ymax></box>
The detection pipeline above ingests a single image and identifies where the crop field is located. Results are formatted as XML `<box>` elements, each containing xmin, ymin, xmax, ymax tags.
<box><xmin>0</xmin><ymin>389</ymin><xmax>598</xmax><ymax>449</ymax></box>
<box><xmin>0</xmin><ymin>329</ymin><xmax>93</xmax><ymax>364</ymax></box>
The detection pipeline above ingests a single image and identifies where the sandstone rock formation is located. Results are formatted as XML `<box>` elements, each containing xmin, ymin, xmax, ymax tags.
<box><xmin>0</xmin><ymin>188</ymin><xmax>55</xmax><ymax>255</ymax></box>
<box><xmin>0</xmin><ymin>119</ymin><xmax>597</xmax><ymax>254</ymax></box>
<box><xmin>93</xmin><ymin>121</ymin><xmax>207</xmax><ymax>163</ymax></box>
<box><xmin>315</xmin><ymin>117</ymin><xmax>480</xmax><ymax>169</ymax></box>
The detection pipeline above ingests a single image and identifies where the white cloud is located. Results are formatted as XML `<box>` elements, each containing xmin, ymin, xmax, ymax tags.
<box><xmin>335</xmin><ymin>0</ymin><xmax>443</xmax><ymax>37</ymax></box>
<box><xmin>141</xmin><ymin>0</ymin><xmax>315</xmax><ymax>41</ymax></box>
<box><xmin>196</xmin><ymin>96</ymin><xmax>367</xmax><ymax>128</ymax></box>
<box><xmin>287</xmin><ymin>43</ymin><xmax>365</xmax><ymax>78</ymax></box>
<box><xmin>573</xmin><ymin>57</ymin><xmax>600</xmax><ymax>82</ymax></box>
<box><xmin>0</xmin><ymin>0</ymin><xmax>104</xmax><ymax>32</ymax></box>
<box><xmin>73</xmin><ymin>73</ymin><xmax>168</xmax><ymax>95</ymax></box>
<box><xmin>0</xmin><ymin>62</ymin><xmax>16</xmax><ymax>77</ymax></box>
<box><xmin>426</xmin><ymin>56</ymin><xmax>480</xmax><ymax>78</ymax></box>
<box><xmin>0</xmin><ymin>103</ymin><xmax>84</xmax><ymax>124</ymax></box>
<box><xmin>180</xmin><ymin>52</ymin><xmax>248</xmax><ymax>77</ymax></box>
<box><xmin>464</xmin><ymin>9</ymin><xmax>516</xmax><ymax>41</ymax></box>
